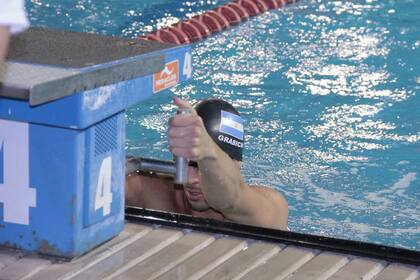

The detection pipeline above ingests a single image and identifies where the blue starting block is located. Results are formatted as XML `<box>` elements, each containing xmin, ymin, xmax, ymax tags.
<box><xmin>0</xmin><ymin>28</ymin><xmax>192</xmax><ymax>258</ymax></box>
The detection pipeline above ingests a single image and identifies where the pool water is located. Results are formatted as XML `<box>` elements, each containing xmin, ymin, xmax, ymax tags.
<box><xmin>27</xmin><ymin>0</ymin><xmax>419</xmax><ymax>250</ymax></box>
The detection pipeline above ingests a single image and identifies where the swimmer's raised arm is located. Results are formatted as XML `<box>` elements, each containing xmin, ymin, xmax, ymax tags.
<box><xmin>0</xmin><ymin>0</ymin><xmax>29</xmax><ymax>61</ymax></box>
<box><xmin>169</xmin><ymin>97</ymin><xmax>288</xmax><ymax>230</ymax></box>
<box><xmin>0</xmin><ymin>27</ymin><xmax>10</xmax><ymax>61</ymax></box>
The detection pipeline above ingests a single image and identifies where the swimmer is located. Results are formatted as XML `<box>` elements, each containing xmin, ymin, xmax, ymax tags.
<box><xmin>0</xmin><ymin>0</ymin><xmax>29</xmax><ymax>61</ymax></box>
<box><xmin>126</xmin><ymin>97</ymin><xmax>288</xmax><ymax>230</ymax></box>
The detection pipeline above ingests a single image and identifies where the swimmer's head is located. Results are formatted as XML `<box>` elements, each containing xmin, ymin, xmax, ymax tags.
<box><xmin>194</xmin><ymin>99</ymin><xmax>244</xmax><ymax>161</ymax></box>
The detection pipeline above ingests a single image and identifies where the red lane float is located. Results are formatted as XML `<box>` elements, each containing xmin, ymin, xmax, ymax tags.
<box><xmin>214</xmin><ymin>6</ymin><xmax>241</xmax><ymax>26</ymax></box>
<box><xmin>165</xmin><ymin>27</ymin><xmax>191</xmax><ymax>44</ymax></box>
<box><xmin>262</xmin><ymin>0</ymin><xmax>280</xmax><ymax>9</ymax></box>
<box><xmin>206</xmin><ymin>10</ymin><xmax>230</xmax><ymax>29</ymax></box>
<box><xmin>141</xmin><ymin>0</ymin><xmax>298</xmax><ymax>44</ymax></box>
<box><xmin>226</xmin><ymin>3</ymin><xmax>250</xmax><ymax>20</ymax></box>
<box><xmin>193</xmin><ymin>13</ymin><xmax>223</xmax><ymax>33</ymax></box>
<box><xmin>234</xmin><ymin>0</ymin><xmax>260</xmax><ymax>16</ymax></box>
<box><xmin>249</xmin><ymin>0</ymin><xmax>270</xmax><ymax>12</ymax></box>
<box><xmin>155</xmin><ymin>29</ymin><xmax>180</xmax><ymax>44</ymax></box>
<box><xmin>143</xmin><ymin>33</ymin><xmax>163</xmax><ymax>43</ymax></box>
<box><xmin>176</xmin><ymin>21</ymin><xmax>203</xmax><ymax>41</ymax></box>
<box><xmin>187</xmin><ymin>18</ymin><xmax>211</xmax><ymax>38</ymax></box>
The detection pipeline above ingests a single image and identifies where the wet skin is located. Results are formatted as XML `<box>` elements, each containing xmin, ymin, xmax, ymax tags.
<box><xmin>183</xmin><ymin>160</ymin><xmax>242</xmax><ymax>213</ymax></box>
<box><xmin>0</xmin><ymin>27</ymin><xmax>10</xmax><ymax>61</ymax></box>
<box><xmin>183</xmin><ymin>165</ymin><xmax>210</xmax><ymax>212</ymax></box>
<box><xmin>126</xmin><ymin>97</ymin><xmax>288</xmax><ymax>229</ymax></box>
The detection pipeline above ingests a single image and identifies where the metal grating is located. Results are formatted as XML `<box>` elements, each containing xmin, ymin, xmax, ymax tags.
<box><xmin>94</xmin><ymin>115</ymin><xmax>118</xmax><ymax>157</ymax></box>
<box><xmin>0</xmin><ymin>221</ymin><xmax>418</xmax><ymax>280</ymax></box>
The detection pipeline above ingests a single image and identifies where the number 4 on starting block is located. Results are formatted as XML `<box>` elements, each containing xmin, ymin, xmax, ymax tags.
<box><xmin>0</xmin><ymin>120</ymin><xmax>37</xmax><ymax>225</ymax></box>
<box><xmin>95</xmin><ymin>156</ymin><xmax>113</xmax><ymax>216</ymax></box>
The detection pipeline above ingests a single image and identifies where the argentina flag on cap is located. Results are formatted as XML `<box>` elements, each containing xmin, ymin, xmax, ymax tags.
<box><xmin>219</xmin><ymin>111</ymin><xmax>244</xmax><ymax>140</ymax></box>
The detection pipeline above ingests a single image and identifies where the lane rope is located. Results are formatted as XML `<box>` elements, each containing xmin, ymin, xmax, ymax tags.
<box><xmin>140</xmin><ymin>0</ymin><xmax>298</xmax><ymax>44</ymax></box>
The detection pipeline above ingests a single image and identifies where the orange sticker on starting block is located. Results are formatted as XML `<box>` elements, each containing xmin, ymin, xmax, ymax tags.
<box><xmin>153</xmin><ymin>60</ymin><xmax>179</xmax><ymax>93</ymax></box>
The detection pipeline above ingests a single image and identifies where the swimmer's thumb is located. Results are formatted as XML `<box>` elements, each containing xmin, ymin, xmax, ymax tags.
<box><xmin>173</xmin><ymin>96</ymin><xmax>196</xmax><ymax>115</ymax></box>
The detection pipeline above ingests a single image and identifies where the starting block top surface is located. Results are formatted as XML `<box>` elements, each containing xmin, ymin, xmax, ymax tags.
<box><xmin>0</xmin><ymin>27</ymin><xmax>174</xmax><ymax>105</ymax></box>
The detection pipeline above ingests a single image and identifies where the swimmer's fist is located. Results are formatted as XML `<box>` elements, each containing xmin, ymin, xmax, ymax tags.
<box><xmin>168</xmin><ymin>96</ymin><xmax>217</xmax><ymax>161</ymax></box>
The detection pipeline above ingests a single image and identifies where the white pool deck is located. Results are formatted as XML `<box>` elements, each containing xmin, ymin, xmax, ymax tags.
<box><xmin>0</xmin><ymin>222</ymin><xmax>418</xmax><ymax>280</ymax></box>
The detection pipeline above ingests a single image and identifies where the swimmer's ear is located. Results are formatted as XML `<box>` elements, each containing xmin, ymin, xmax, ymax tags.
<box><xmin>173</xmin><ymin>96</ymin><xmax>197</xmax><ymax>115</ymax></box>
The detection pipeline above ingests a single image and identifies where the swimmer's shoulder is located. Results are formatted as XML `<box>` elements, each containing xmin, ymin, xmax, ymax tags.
<box><xmin>248</xmin><ymin>184</ymin><xmax>289</xmax><ymax>226</ymax></box>
<box><xmin>126</xmin><ymin>172</ymin><xmax>182</xmax><ymax>211</ymax></box>
<box><xmin>249</xmin><ymin>184</ymin><xmax>281</xmax><ymax>197</ymax></box>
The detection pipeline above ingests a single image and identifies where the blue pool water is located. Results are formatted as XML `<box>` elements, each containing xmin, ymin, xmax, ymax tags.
<box><xmin>27</xmin><ymin>0</ymin><xmax>419</xmax><ymax>250</ymax></box>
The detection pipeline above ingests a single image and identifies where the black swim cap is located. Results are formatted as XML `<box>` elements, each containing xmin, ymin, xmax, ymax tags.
<box><xmin>195</xmin><ymin>99</ymin><xmax>244</xmax><ymax>161</ymax></box>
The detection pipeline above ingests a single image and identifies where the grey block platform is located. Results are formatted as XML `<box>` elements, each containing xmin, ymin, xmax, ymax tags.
<box><xmin>0</xmin><ymin>221</ymin><xmax>418</xmax><ymax>280</ymax></box>
<box><xmin>1</xmin><ymin>27</ymin><xmax>170</xmax><ymax>105</ymax></box>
